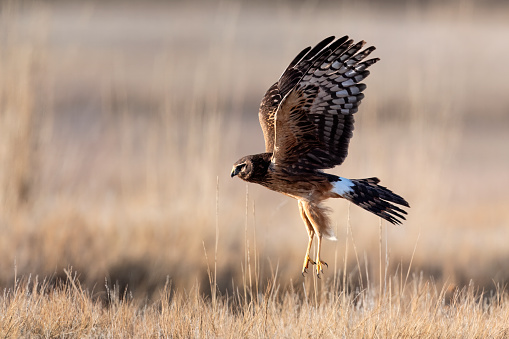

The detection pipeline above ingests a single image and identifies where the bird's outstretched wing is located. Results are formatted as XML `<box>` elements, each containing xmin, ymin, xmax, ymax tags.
<box><xmin>271</xmin><ymin>84</ymin><xmax>322</xmax><ymax>168</ymax></box>
<box><xmin>269</xmin><ymin>36</ymin><xmax>379</xmax><ymax>171</ymax></box>
<box><xmin>258</xmin><ymin>36</ymin><xmax>344</xmax><ymax>153</ymax></box>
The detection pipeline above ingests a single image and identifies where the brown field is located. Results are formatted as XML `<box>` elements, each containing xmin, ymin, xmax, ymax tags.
<box><xmin>1</xmin><ymin>0</ymin><xmax>509</xmax><ymax>336</ymax></box>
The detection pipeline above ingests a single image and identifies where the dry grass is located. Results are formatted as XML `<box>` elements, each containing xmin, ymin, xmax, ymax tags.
<box><xmin>1</xmin><ymin>0</ymin><xmax>509</xmax><ymax>336</ymax></box>
<box><xmin>1</xmin><ymin>269</ymin><xmax>509</xmax><ymax>337</ymax></box>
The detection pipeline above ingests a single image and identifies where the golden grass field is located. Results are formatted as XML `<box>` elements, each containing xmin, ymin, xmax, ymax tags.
<box><xmin>1</xmin><ymin>0</ymin><xmax>509</xmax><ymax>336</ymax></box>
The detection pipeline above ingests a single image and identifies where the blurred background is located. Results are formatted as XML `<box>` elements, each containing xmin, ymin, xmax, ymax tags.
<box><xmin>0</xmin><ymin>0</ymin><xmax>508</xmax><ymax>299</ymax></box>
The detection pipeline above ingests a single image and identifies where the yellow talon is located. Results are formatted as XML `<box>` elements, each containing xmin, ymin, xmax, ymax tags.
<box><xmin>302</xmin><ymin>255</ymin><xmax>316</xmax><ymax>276</ymax></box>
<box><xmin>316</xmin><ymin>260</ymin><xmax>328</xmax><ymax>278</ymax></box>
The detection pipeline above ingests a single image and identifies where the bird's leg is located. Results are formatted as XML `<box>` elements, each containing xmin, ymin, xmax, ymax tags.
<box><xmin>299</xmin><ymin>200</ymin><xmax>316</xmax><ymax>276</ymax></box>
<box><xmin>315</xmin><ymin>233</ymin><xmax>328</xmax><ymax>278</ymax></box>
<box><xmin>301</xmin><ymin>201</ymin><xmax>329</xmax><ymax>278</ymax></box>
<box><xmin>302</xmin><ymin>231</ymin><xmax>315</xmax><ymax>276</ymax></box>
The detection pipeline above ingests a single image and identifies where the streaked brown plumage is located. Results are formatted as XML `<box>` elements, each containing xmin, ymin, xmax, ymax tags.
<box><xmin>231</xmin><ymin>36</ymin><xmax>409</xmax><ymax>277</ymax></box>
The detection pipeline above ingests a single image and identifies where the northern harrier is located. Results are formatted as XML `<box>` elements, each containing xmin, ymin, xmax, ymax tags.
<box><xmin>231</xmin><ymin>36</ymin><xmax>409</xmax><ymax>277</ymax></box>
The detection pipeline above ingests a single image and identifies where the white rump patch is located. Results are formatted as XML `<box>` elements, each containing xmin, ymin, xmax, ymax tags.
<box><xmin>332</xmin><ymin>177</ymin><xmax>355</xmax><ymax>196</ymax></box>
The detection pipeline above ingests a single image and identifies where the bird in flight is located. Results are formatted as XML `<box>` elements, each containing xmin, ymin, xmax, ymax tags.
<box><xmin>231</xmin><ymin>36</ymin><xmax>409</xmax><ymax>277</ymax></box>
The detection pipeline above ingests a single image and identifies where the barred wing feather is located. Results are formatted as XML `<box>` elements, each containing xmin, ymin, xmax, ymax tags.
<box><xmin>271</xmin><ymin>36</ymin><xmax>379</xmax><ymax>171</ymax></box>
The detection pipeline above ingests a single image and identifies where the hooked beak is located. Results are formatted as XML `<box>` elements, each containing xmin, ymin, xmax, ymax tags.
<box><xmin>231</xmin><ymin>166</ymin><xmax>240</xmax><ymax>178</ymax></box>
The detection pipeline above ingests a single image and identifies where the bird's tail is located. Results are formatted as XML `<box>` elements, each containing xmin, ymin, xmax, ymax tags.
<box><xmin>331</xmin><ymin>177</ymin><xmax>410</xmax><ymax>225</ymax></box>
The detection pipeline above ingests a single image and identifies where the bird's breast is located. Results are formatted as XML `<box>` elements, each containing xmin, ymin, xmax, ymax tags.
<box><xmin>258</xmin><ymin>170</ymin><xmax>333</xmax><ymax>202</ymax></box>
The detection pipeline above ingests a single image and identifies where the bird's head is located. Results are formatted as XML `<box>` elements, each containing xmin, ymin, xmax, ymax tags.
<box><xmin>231</xmin><ymin>153</ymin><xmax>272</xmax><ymax>182</ymax></box>
<box><xmin>231</xmin><ymin>156</ymin><xmax>253</xmax><ymax>181</ymax></box>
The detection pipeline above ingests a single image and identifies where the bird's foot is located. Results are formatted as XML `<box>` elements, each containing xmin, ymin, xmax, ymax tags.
<box><xmin>316</xmin><ymin>260</ymin><xmax>328</xmax><ymax>279</ymax></box>
<box><xmin>301</xmin><ymin>255</ymin><xmax>316</xmax><ymax>276</ymax></box>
